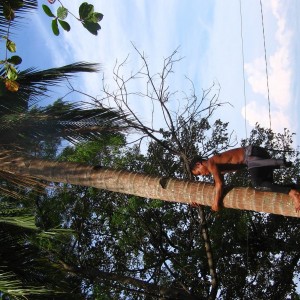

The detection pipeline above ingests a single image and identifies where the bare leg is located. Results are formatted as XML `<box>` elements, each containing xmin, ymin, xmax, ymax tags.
<box><xmin>211</xmin><ymin>199</ymin><xmax>221</xmax><ymax>212</ymax></box>
<box><xmin>288</xmin><ymin>189</ymin><xmax>300</xmax><ymax>212</ymax></box>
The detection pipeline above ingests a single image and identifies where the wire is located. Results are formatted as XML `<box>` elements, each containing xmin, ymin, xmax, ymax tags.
<box><xmin>239</xmin><ymin>0</ymin><xmax>248</xmax><ymax>139</ymax></box>
<box><xmin>259</xmin><ymin>0</ymin><xmax>272</xmax><ymax>129</ymax></box>
<box><xmin>239</xmin><ymin>0</ymin><xmax>250</xmax><ymax>271</ymax></box>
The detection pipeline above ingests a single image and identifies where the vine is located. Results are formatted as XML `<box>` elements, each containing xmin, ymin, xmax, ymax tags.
<box><xmin>0</xmin><ymin>0</ymin><xmax>23</xmax><ymax>92</ymax></box>
<box><xmin>0</xmin><ymin>0</ymin><xmax>103</xmax><ymax>93</ymax></box>
<box><xmin>43</xmin><ymin>1</ymin><xmax>103</xmax><ymax>36</ymax></box>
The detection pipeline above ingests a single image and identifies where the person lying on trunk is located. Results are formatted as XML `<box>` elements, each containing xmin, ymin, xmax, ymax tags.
<box><xmin>190</xmin><ymin>145</ymin><xmax>300</xmax><ymax>212</ymax></box>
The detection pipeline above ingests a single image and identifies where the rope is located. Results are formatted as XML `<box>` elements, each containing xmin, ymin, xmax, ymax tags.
<box><xmin>259</xmin><ymin>0</ymin><xmax>272</xmax><ymax>129</ymax></box>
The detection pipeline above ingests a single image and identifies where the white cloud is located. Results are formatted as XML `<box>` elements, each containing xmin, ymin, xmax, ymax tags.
<box><xmin>32</xmin><ymin>10</ymin><xmax>67</xmax><ymax>67</ymax></box>
<box><xmin>242</xmin><ymin>101</ymin><xmax>290</xmax><ymax>129</ymax></box>
<box><xmin>243</xmin><ymin>0</ymin><xmax>293</xmax><ymax>133</ymax></box>
<box><xmin>45</xmin><ymin>0</ymin><xmax>213</xmax><ymax>131</ymax></box>
<box><xmin>244</xmin><ymin>57</ymin><xmax>268</xmax><ymax>98</ymax></box>
<box><xmin>29</xmin><ymin>0</ymin><xmax>299</xmax><ymax>146</ymax></box>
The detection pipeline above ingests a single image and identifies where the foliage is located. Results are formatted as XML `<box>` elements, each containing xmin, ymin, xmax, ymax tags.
<box><xmin>0</xmin><ymin>0</ymin><xmax>38</xmax><ymax>92</ymax></box>
<box><xmin>0</xmin><ymin>2</ymin><xmax>122</xmax><ymax>298</ymax></box>
<box><xmin>0</xmin><ymin>196</ymin><xmax>83</xmax><ymax>299</ymax></box>
<box><xmin>18</xmin><ymin>46</ymin><xmax>297</xmax><ymax>299</ymax></box>
<box><xmin>30</xmin><ymin>122</ymin><xmax>300</xmax><ymax>300</ymax></box>
<box><xmin>43</xmin><ymin>1</ymin><xmax>103</xmax><ymax>36</ymax></box>
<box><xmin>0</xmin><ymin>0</ymin><xmax>103</xmax><ymax>93</ymax></box>
<box><xmin>0</xmin><ymin>1</ymin><xmax>299</xmax><ymax>297</ymax></box>
<box><xmin>0</xmin><ymin>99</ymin><xmax>128</xmax><ymax>151</ymax></box>
<box><xmin>55</xmin><ymin>121</ymin><xmax>299</xmax><ymax>299</ymax></box>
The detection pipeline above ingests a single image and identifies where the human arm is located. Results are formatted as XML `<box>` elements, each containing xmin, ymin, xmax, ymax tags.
<box><xmin>207</xmin><ymin>159</ymin><xmax>224</xmax><ymax>211</ymax></box>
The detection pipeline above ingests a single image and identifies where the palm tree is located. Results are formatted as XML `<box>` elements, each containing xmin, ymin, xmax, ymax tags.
<box><xmin>1</xmin><ymin>3</ymin><xmax>298</xmax><ymax>299</ymax></box>
<box><xmin>0</xmin><ymin>0</ymin><xmax>37</xmax><ymax>32</ymax></box>
<box><xmin>0</xmin><ymin>201</ymin><xmax>83</xmax><ymax>298</ymax></box>
<box><xmin>0</xmin><ymin>150</ymin><xmax>298</xmax><ymax>218</ymax></box>
<box><xmin>0</xmin><ymin>1</ymin><xmax>133</xmax><ymax>298</ymax></box>
<box><xmin>0</xmin><ymin>55</ymin><xmax>130</xmax><ymax>299</ymax></box>
<box><xmin>0</xmin><ymin>60</ymin><xmax>131</xmax><ymax>149</ymax></box>
<box><xmin>0</xmin><ymin>97</ymin><xmax>128</xmax><ymax>148</ymax></box>
<box><xmin>0</xmin><ymin>62</ymin><xmax>100</xmax><ymax>113</ymax></box>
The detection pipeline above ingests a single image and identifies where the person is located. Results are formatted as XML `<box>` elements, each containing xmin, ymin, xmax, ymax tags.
<box><xmin>190</xmin><ymin>145</ymin><xmax>300</xmax><ymax>212</ymax></box>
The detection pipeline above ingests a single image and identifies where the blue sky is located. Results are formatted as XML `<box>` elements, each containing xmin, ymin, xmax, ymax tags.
<box><xmin>16</xmin><ymin>0</ymin><xmax>300</xmax><ymax>147</ymax></box>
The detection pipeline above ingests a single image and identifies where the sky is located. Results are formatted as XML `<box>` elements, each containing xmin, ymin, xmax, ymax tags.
<box><xmin>12</xmin><ymin>1</ymin><xmax>300</xmax><ymax>290</ymax></box>
<box><xmin>16</xmin><ymin>0</ymin><xmax>300</xmax><ymax>148</ymax></box>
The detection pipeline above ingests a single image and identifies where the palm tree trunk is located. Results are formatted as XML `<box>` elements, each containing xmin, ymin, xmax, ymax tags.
<box><xmin>0</xmin><ymin>151</ymin><xmax>298</xmax><ymax>218</ymax></box>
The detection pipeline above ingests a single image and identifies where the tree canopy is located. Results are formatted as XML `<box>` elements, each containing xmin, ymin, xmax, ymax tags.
<box><xmin>0</xmin><ymin>1</ymin><xmax>300</xmax><ymax>300</ymax></box>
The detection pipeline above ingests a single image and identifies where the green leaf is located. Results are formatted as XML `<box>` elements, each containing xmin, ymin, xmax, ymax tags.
<box><xmin>3</xmin><ymin>3</ymin><xmax>15</xmax><ymax>20</ymax></box>
<box><xmin>9</xmin><ymin>0</ymin><xmax>24</xmax><ymax>10</ymax></box>
<box><xmin>0</xmin><ymin>79</ymin><xmax>7</xmax><ymax>96</ymax></box>
<box><xmin>85</xmin><ymin>12</ymin><xmax>103</xmax><ymax>23</ymax></box>
<box><xmin>83</xmin><ymin>21</ymin><xmax>101</xmax><ymax>35</ymax></box>
<box><xmin>93</xmin><ymin>12</ymin><xmax>103</xmax><ymax>22</ymax></box>
<box><xmin>42</xmin><ymin>4</ymin><xmax>56</xmax><ymax>17</ymax></box>
<box><xmin>7</xmin><ymin>55</ymin><xmax>22</xmax><ymax>65</ymax></box>
<box><xmin>79</xmin><ymin>2</ymin><xmax>94</xmax><ymax>20</ymax></box>
<box><xmin>52</xmin><ymin>19</ymin><xmax>59</xmax><ymax>36</ymax></box>
<box><xmin>58</xmin><ymin>19</ymin><xmax>71</xmax><ymax>32</ymax></box>
<box><xmin>6</xmin><ymin>64</ymin><xmax>18</xmax><ymax>81</ymax></box>
<box><xmin>57</xmin><ymin>6</ymin><xmax>68</xmax><ymax>20</ymax></box>
<box><xmin>6</xmin><ymin>39</ymin><xmax>16</xmax><ymax>53</ymax></box>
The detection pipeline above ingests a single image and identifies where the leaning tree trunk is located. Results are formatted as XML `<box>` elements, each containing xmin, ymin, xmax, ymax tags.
<box><xmin>1</xmin><ymin>151</ymin><xmax>298</xmax><ymax>218</ymax></box>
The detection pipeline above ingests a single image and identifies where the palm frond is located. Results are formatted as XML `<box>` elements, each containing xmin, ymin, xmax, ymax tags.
<box><xmin>0</xmin><ymin>169</ymin><xmax>46</xmax><ymax>190</ymax></box>
<box><xmin>0</xmin><ymin>271</ymin><xmax>52</xmax><ymax>298</ymax></box>
<box><xmin>0</xmin><ymin>62</ymin><xmax>100</xmax><ymax>114</ymax></box>
<box><xmin>0</xmin><ymin>213</ymin><xmax>76</xmax><ymax>297</ymax></box>
<box><xmin>0</xmin><ymin>215</ymin><xmax>37</xmax><ymax>230</ymax></box>
<box><xmin>0</xmin><ymin>99</ymin><xmax>129</xmax><ymax>146</ymax></box>
<box><xmin>19</xmin><ymin>62</ymin><xmax>100</xmax><ymax>86</ymax></box>
<box><xmin>0</xmin><ymin>0</ymin><xmax>38</xmax><ymax>34</ymax></box>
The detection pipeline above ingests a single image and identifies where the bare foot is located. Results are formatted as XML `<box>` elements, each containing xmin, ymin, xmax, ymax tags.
<box><xmin>288</xmin><ymin>189</ymin><xmax>300</xmax><ymax>212</ymax></box>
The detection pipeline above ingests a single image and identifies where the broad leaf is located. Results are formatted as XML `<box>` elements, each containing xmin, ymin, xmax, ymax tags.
<box><xmin>3</xmin><ymin>3</ymin><xmax>15</xmax><ymax>20</ymax></box>
<box><xmin>79</xmin><ymin>2</ymin><xmax>94</xmax><ymax>20</ymax></box>
<box><xmin>6</xmin><ymin>65</ymin><xmax>18</xmax><ymax>81</ymax></box>
<box><xmin>57</xmin><ymin>6</ymin><xmax>68</xmax><ymax>20</ymax></box>
<box><xmin>6</xmin><ymin>39</ymin><xmax>16</xmax><ymax>53</ymax></box>
<box><xmin>5</xmin><ymin>79</ymin><xmax>19</xmax><ymax>92</ymax></box>
<box><xmin>58</xmin><ymin>19</ymin><xmax>71</xmax><ymax>32</ymax></box>
<box><xmin>86</xmin><ymin>12</ymin><xmax>103</xmax><ymax>23</ymax></box>
<box><xmin>7</xmin><ymin>55</ymin><xmax>22</xmax><ymax>66</ymax></box>
<box><xmin>93</xmin><ymin>12</ymin><xmax>103</xmax><ymax>22</ymax></box>
<box><xmin>51</xmin><ymin>19</ymin><xmax>59</xmax><ymax>36</ymax></box>
<box><xmin>83</xmin><ymin>21</ymin><xmax>101</xmax><ymax>36</ymax></box>
<box><xmin>8</xmin><ymin>0</ymin><xmax>24</xmax><ymax>10</ymax></box>
<box><xmin>42</xmin><ymin>4</ymin><xmax>55</xmax><ymax>18</ymax></box>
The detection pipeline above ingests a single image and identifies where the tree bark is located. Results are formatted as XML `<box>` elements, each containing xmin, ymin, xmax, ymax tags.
<box><xmin>1</xmin><ymin>152</ymin><xmax>298</xmax><ymax>218</ymax></box>
<box><xmin>58</xmin><ymin>260</ymin><xmax>201</xmax><ymax>300</ymax></box>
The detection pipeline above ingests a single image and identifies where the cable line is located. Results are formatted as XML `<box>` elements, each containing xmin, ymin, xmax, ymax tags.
<box><xmin>259</xmin><ymin>0</ymin><xmax>272</xmax><ymax>129</ymax></box>
<box><xmin>239</xmin><ymin>0</ymin><xmax>248</xmax><ymax>139</ymax></box>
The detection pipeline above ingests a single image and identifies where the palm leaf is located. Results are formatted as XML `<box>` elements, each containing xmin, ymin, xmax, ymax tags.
<box><xmin>0</xmin><ymin>62</ymin><xmax>100</xmax><ymax>114</ymax></box>
<box><xmin>0</xmin><ymin>221</ymin><xmax>76</xmax><ymax>298</ymax></box>
<box><xmin>0</xmin><ymin>0</ymin><xmax>38</xmax><ymax>34</ymax></box>
<box><xmin>0</xmin><ymin>99</ymin><xmax>129</xmax><ymax>146</ymax></box>
<box><xmin>0</xmin><ymin>271</ymin><xmax>51</xmax><ymax>298</ymax></box>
